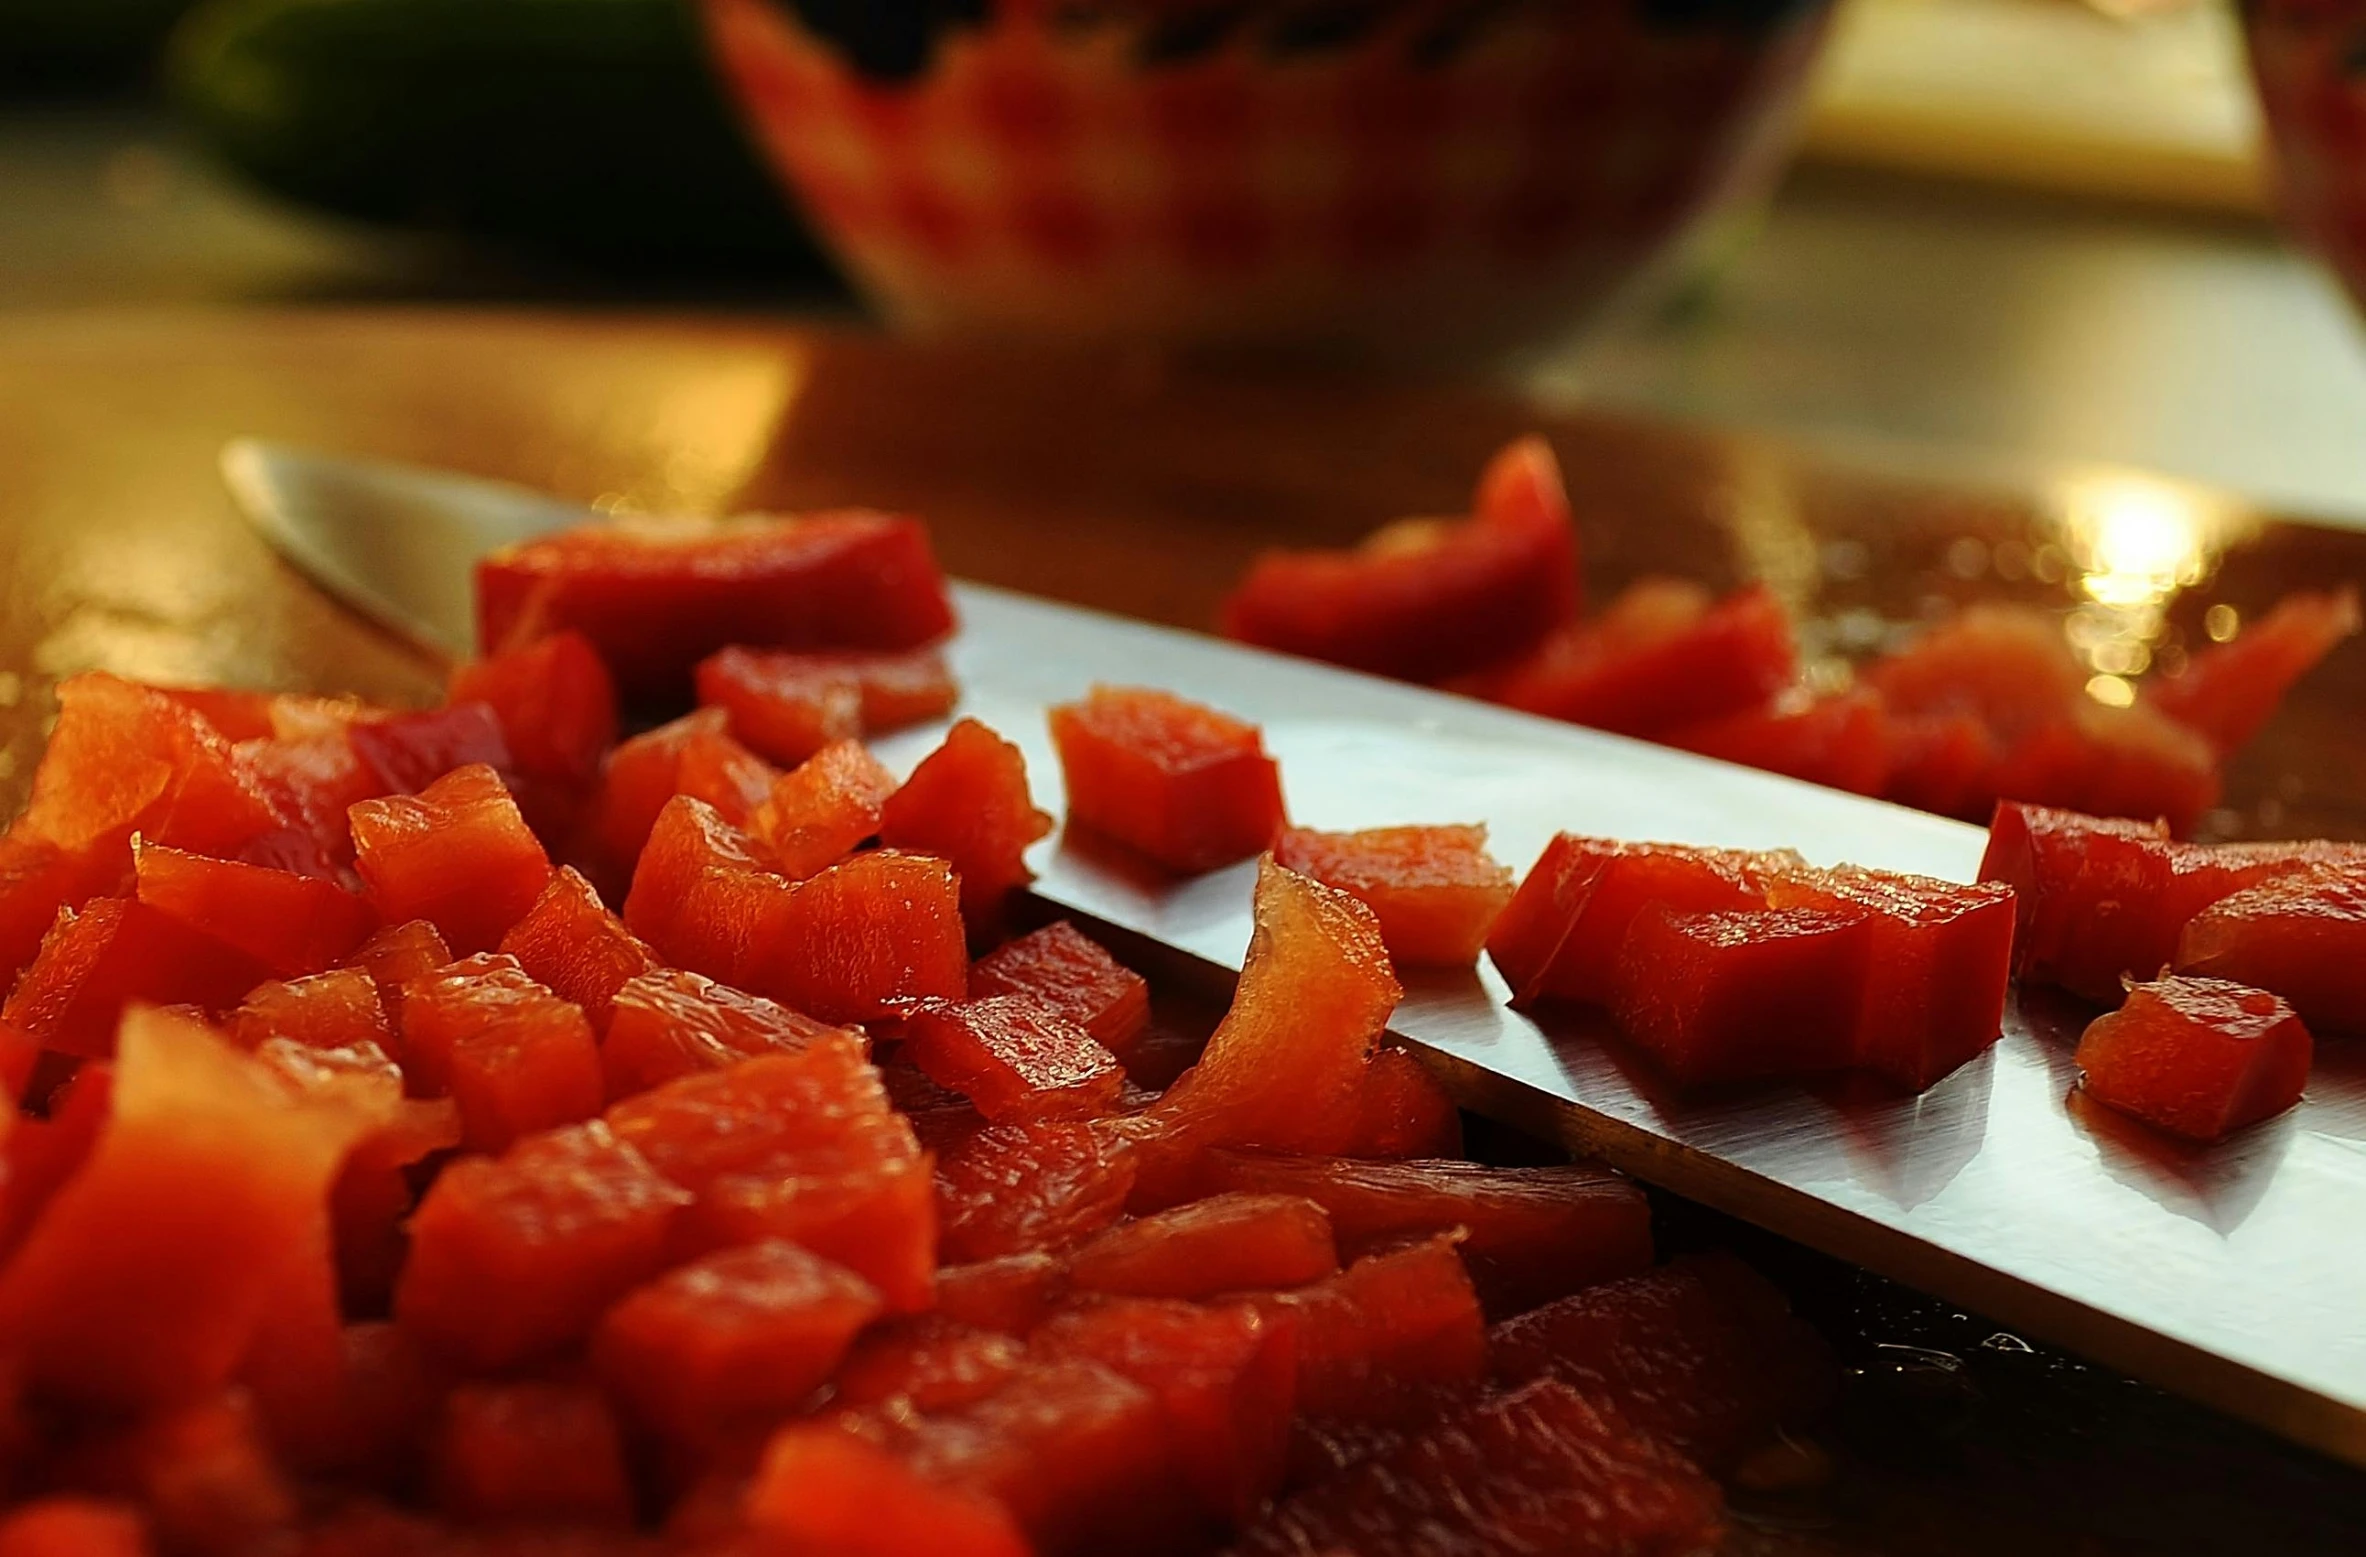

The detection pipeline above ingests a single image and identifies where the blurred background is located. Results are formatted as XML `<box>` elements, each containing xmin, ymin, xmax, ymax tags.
<box><xmin>9</xmin><ymin>0</ymin><xmax>2366</xmax><ymax>525</ymax></box>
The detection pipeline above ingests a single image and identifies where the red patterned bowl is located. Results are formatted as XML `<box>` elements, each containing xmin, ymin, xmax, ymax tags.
<box><xmin>2247</xmin><ymin>0</ymin><xmax>2366</xmax><ymax>314</ymax></box>
<box><xmin>699</xmin><ymin>0</ymin><xmax>1833</xmax><ymax>359</ymax></box>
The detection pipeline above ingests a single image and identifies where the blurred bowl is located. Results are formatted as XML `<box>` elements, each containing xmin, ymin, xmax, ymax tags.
<box><xmin>2246</xmin><ymin>0</ymin><xmax>2366</xmax><ymax>314</ymax></box>
<box><xmin>698</xmin><ymin>0</ymin><xmax>1834</xmax><ymax>361</ymax></box>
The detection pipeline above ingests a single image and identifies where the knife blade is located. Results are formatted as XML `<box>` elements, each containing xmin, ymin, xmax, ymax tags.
<box><xmin>221</xmin><ymin>438</ymin><xmax>2366</xmax><ymax>1469</ymax></box>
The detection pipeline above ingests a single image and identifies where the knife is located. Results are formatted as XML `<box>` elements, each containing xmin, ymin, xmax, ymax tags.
<box><xmin>221</xmin><ymin>438</ymin><xmax>2366</xmax><ymax>1469</ymax></box>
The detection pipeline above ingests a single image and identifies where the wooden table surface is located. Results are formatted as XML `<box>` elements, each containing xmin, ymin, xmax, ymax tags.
<box><xmin>6</xmin><ymin>306</ymin><xmax>2366</xmax><ymax>1552</ymax></box>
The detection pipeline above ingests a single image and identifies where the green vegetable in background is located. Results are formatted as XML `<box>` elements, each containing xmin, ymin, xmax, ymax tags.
<box><xmin>2</xmin><ymin>0</ymin><xmax>204</xmax><ymax>88</ymax></box>
<box><xmin>167</xmin><ymin>0</ymin><xmax>835</xmax><ymax>271</ymax></box>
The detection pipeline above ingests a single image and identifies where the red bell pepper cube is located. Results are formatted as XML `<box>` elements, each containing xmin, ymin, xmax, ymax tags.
<box><xmin>1338</xmin><ymin>1044</ymin><xmax>1465</xmax><ymax>1159</ymax></box>
<box><xmin>1607</xmin><ymin>905</ymin><xmax>1870</xmax><ymax>1086</ymax></box>
<box><xmin>747</xmin><ymin>1421</ymin><xmax>1031</xmax><ymax>1557</ymax></box>
<box><xmin>1199</xmin><ymin>1151</ymin><xmax>1652</xmax><ymax>1319</ymax></box>
<box><xmin>399</xmin><ymin>953</ymin><xmax>604</xmax><ymax>1153</ymax></box>
<box><xmin>1274</xmin><ymin>823</ymin><xmax>1515</xmax><ymax>966</ymax></box>
<box><xmin>1066</xmin><ymin>1191</ymin><xmax>1339</xmax><ymax>1301</ymax></box>
<box><xmin>474</xmin><ymin>510</ymin><xmax>956</xmax><ymax>705</ymax></box>
<box><xmin>2146</xmin><ymin>588</ymin><xmax>2359</xmax><ymax>753</ymax></box>
<box><xmin>900</xmin><ymin>996</ymin><xmax>1126</xmax><ymax>1123</ymax></box>
<box><xmin>747</xmin><ymin>849</ymin><xmax>969</xmax><ymax>1024</ymax></box>
<box><xmin>349</xmin><ymin>764</ymin><xmax>552</xmax><ymax>956</ymax></box>
<box><xmin>2076</xmin><ymin>975</ymin><xmax>2313</xmax><ymax>1140</ymax></box>
<box><xmin>1245</xmin><ymin>1233</ymin><xmax>1487</xmax><ymax>1425</ymax></box>
<box><xmin>600</xmin><ymin>967</ymin><xmax>850</xmax><ymax>1101</ymax></box>
<box><xmin>748</xmin><ymin>738</ymin><xmax>898</xmax><ymax>880</ymax></box>
<box><xmin>593</xmin><ymin>1239</ymin><xmax>883</xmax><ymax>1443</ymax></box>
<box><xmin>2178</xmin><ymin>867</ymin><xmax>2366</xmax><ymax>1038</ymax></box>
<box><xmin>1765</xmin><ymin>865</ymin><xmax>2016</xmax><ymax>1090</ymax></box>
<box><xmin>132</xmin><ymin>840</ymin><xmax>376</xmax><ymax>979</ymax></box>
<box><xmin>226</xmin><ymin>966</ymin><xmax>394</xmax><ymax>1056</ymax></box>
<box><xmin>879</xmin><ymin>718</ymin><xmax>1052</xmax><ymax>931</ymax></box>
<box><xmin>1219</xmin><ymin>435</ymin><xmax>1580</xmax><ymax>681</ymax></box>
<box><xmin>695</xmin><ymin>644</ymin><xmax>863</xmax><ymax>767</ymax></box>
<box><xmin>620</xmin><ymin>794</ymin><xmax>793</xmax><ymax>986</ymax></box>
<box><xmin>586</xmin><ymin>708</ymin><xmax>730</xmax><ymax>878</ymax></box>
<box><xmin>1666</xmin><ymin>686</ymin><xmax>1893</xmax><ymax>797</ymax></box>
<box><xmin>1465</xmin><ymin>580</ymin><xmax>1796</xmax><ymax>737</ymax></box>
<box><xmin>19</xmin><ymin>671</ymin><xmax>281</xmax><ymax>867</ymax></box>
<box><xmin>0</xmin><ymin>828</ymin><xmax>125</xmax><ymax>989</ymax></box>
<box><xmin>1048</xmin><ymin>686</ymin><xmax>1285</xmax><ymax>875</ymax></box>
<box><xmin>496</xmin><ymin>866</ymin><xmax>657</xmax><ymax>1030</ymax></box>
<box><xmin>394</xmin><ymin>1119</ymin><xmax>691</xmax><ymax>1371</ymax></box>
<box><xmin>345</xmin><ymin>704</ymin><xmax>511</xmax><ymax>796</ymax></box>
<box><xmin>339</xmin><ymin>917</ymin><xmax>452</xmax><ymax>1035</ymax></box>
<box><xmin>935</xmin><ymin>1118</ymin><xmax>1139</xmax><ymax>1264</ymax></box>
<box><xmin>968</xmin><ymin>922</ymin><xmax>1150</xmax><ymax>1059</ymax></box>
<box><xmin>934</xmin><ymin>1252</ymin><xmax>1067</xmax><ymax>1335</ymax></box>
<box><xmin>445</xmin><ymin>629</ymin><xmax>618</xmax><ymax>788</ymax></box>
<box><xmin>1</xmin><ymin>897</ymin><xmax>272</xmax><ymax>1060</ymax></box>
<box><xmin>0</xmin><ymin>1008</ymin><xmax>368</xmax><ymax>1410</ymax></box>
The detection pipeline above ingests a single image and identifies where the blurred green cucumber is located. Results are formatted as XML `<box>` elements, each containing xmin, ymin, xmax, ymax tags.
<box><xmin>167</xmin><ymin>0</ymin><xmax>832</xmax><ymax>270</ymax></box>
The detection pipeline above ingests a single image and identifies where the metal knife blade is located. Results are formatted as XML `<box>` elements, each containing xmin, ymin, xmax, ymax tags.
<box><xmin>221</xmin><ymin>439</ymin><xmax>2366</xmax><ymax>1469</ymax></box>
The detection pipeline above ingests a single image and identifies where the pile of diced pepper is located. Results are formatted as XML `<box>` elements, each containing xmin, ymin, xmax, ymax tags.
<box><xmin>0</xmin><ymin>469</ymin><xmax>2354</xmax><ymax>1557</ymax></box>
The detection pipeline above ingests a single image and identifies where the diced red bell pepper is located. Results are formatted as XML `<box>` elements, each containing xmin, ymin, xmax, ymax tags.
<box><xmin>2075</xmin><ymin>975</ymin><xmax>2313</xmax><ymax>1140</ymax></box>
<box><xmin>2147</xmin><ymin>588</ymin><xmax>2360</xmax><ymax>753</ymax></box>
<box><xmin>227</xmin><ymin>967</ymin><xmax>394</xmax><ymax>1055</ymax></box>
<box><xmin>474</xmin><ymin>510</ymin><xmax>956</xmax><ymax>705</ymax></box>
<box><xmin>749</xmin><ymin>739</ymin><xmax>898</xmax><ymax>879</ymax></box>
<box><xmin>700</xmin><ymin>645</ymin><xmax>959</xmax><ymax>749</ymax></box>
<box><xmin>1989</xmin><ymin>700</ymin><xmax>2221</xmax><ymax>838</ymax></box>
<box><xmin>0</xmin><ymin>1007</ymin><xmax>368</xmax><ymax>1410</ymax></box>
<box><xmin>78</xmin><ymin>1390</ymin><xmax>297</xmax><ymax>1555</ymax></box>
<box><xmin>605</xmin><ymin>1037</ymin><xmax>936</xmax><ymax>1310</ymax></box>
<box><xmin>349</xmin><ymin>764</ymin><xmax>552</xmax><ymax>955</ymax></box>
<box><xmin>968</xmin><ymin>923</ymin><xmax>1150</xmax><ymax>1059</ymax></box>
<box><xmin>601</xmin><ymin>967</ymin><xmax>847</xmax><ymax>1100</ymax></box>
<box><xmin>1132</xmin><ymin>860</ymin><xmax>1400</xmax><ymax>1204</ymax></box>
<box><xmin>748</xmin><ymin>849</ymin><xmax>969</xmax><ymax>1023</ymax></box>
<box><xmin>399</xmin><ymin>953</ymin><xmax>604</xmax><ymax>1153</ymax></box>
<box><xmin>673</xmin><ymin>719</ymin><xmax>782</xmax><ymax>826</ymax></box>
<box><xmin>1</xmin><ymin>897</ymin><xmax>272</xmax><ymax>1060</ymax></box>
<box><xmin>1882</xmin><ymin>710</ymin><xmax>1999</xmax><ymax>820</ymax></box>
<box><xmin>1033</xmin><ymin>1297</ymin><xmax>1299</xmax><ymax>1525</ymax></box>
<box><xmin>2177</xmin><ymin>868</ymin><xmax>2366</xmax><ymax>1038</ymax></box>
<box><xmin>446</xmin><ymin>630</ymin><xmax>618</xmax><ymax>788</ymax></box>
<box><xmin>1489</xmin><ymin>1253</ymin><xmax>1836</xmax><ymax>1472</ymax></box>
<box><xmin>621</xmin><ymin>795</ymin><xmax>794</xmax><ymax>985</ymax></box>
<box><xmin>429</xmin><ymin>1379</ymin><xmax>634</xmax><ymax>1527</ymax></box>
<box><xmin>834</xmin><ymin>1315</ymin><xmax>1029</xmax><ymax>1412</ymax></box>
<box><xmin>1247</xmin><ymin>1233</ymin><xmax>1487</xmax><ymax>1425</ymax></box>
<box><xmin>1048</xmin><ymin>686</ymin><xmax>1286</xmax><ymax>875</ymax></box>
<box><xmin>341</xmin><ymin>918</ymin><xmax>452</xmax><ymax>1033</ymax></box>
<box><xmin>133</xmin><ymin>841</ymin><xmax>376</xmax><ymax>978</ymax></box>
<box><xmin>20</xmin><ymin>673</ymin><xmax>282</xmax><ymax>867</ymax></box>
<box><xmin>1338</xmin><ymin>1044</ymin><xmax>1464</xmax><ymax>1159</ymax></box>
<box><xmin>0</xmin><ymin>828</ymin><xmax>123</xmax><ymax>988</ymax></box>
<box><xmin>1067</xmin><ymin>1192</ymin><xmax>1339</xmax><ymax>1300</ymax></box>
<box><xmin>496</xmin><ymin>866</ymin><xmax>657</xmax><ymax>1030</ymax></box>
<box><xmin>879</xmin><ymin>718</ymin><xmax>1052</xmax><ymax>931</ymax></box>
<box><xmin>0</xmin><ymin>1499</ymin><xmax>149</xmax><ymax>1557</ymax></box>
<box><xmin>901</xmin><ymin>996</ymin><xmax>1126</xmax><ymax>1123</ymax></box>
<box><xmin>1466</xmin><ymin>580</ymin><xmax>1797</xmax><ymax>737</ymax></box>
<box><xmin>1765</xmin><ymin>865</ymin><xmax>2017</xmax><ymax>1089</ymax></box>
<box><xmin>1865</xmin><ymin>603</ymin><xmax>2085</xmax><ymax>739</ymax></box>
<box><xmin>1218</xmin><ymin>435</ymin><xmax>1580</xmax><ymax>681</ymax></box>
<box><xmin>0</xmin><ymin>1063</ymin><xmax>112</xmax><ymax>1266</ymax></box>
<box><xmin>747</xmin><ymin>1421</ymin><xmax>1031</xmax><ymax>1557</ymax></box>
<box><xmin>695</xmin><ymin>645</ymin><xmax>864</xmax><ymax>766</ymax></box>
<box><xmin>1273</xmin><ymin>824</ymin><xmax>1515</xmax><ymax>967</ymax></box>
<box><xmin>394</xmin><ymin>1119</ymin><xmax>691</xmax><ymax>1371</ymax></box>
<box><xmin>586</xmin><ymin>709</ymin><xmax>728</xmax><ymax>876</ymax></box>
<box><xmin>1607</xmin><ymin>906</ymin><xmax>1870</xmax><ymax>1086</ymax></box>
<box><xmin>235</xmin><ymin>730</ymin><xmax>382</xmax><ymax>868</ymax></box>
<box><xmin>1235</xmin><ymin>1377</ymin><xmax>1724</xmax><ymax>1557</ymax></box>
<box><xmin>1485</xmin><ymin>834</ymin><xmax>1799</xmax><ymax>1008</ymax></box>
<box><xmin>1199</xmin><ymin>1152</ymin><xmax>1653</xmax><ymax>1318</ymax></box>
<box><xmin>935</xmin><ymin>1252</ymin><xmax>1069</xmax><ymax>1335</ymax></box>
<box><xmin>1666</xmin><ymin>685</ymin><xmax>1893</xmax><ymax>797</ymax></box>
<box><xmin>346</xmin><ymin>704</ymin><xmax>511</xmax><ymax>796</ymax></box>
<box><xmin>935</xmin><ymin>1118</ymin><xmax>1139</xmax><ymax>1263</ymax></box>
<box><xmin>594</xmin><ymin>1239</ymin><xmax>883</xmax><ymax>1441</ymax></box>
